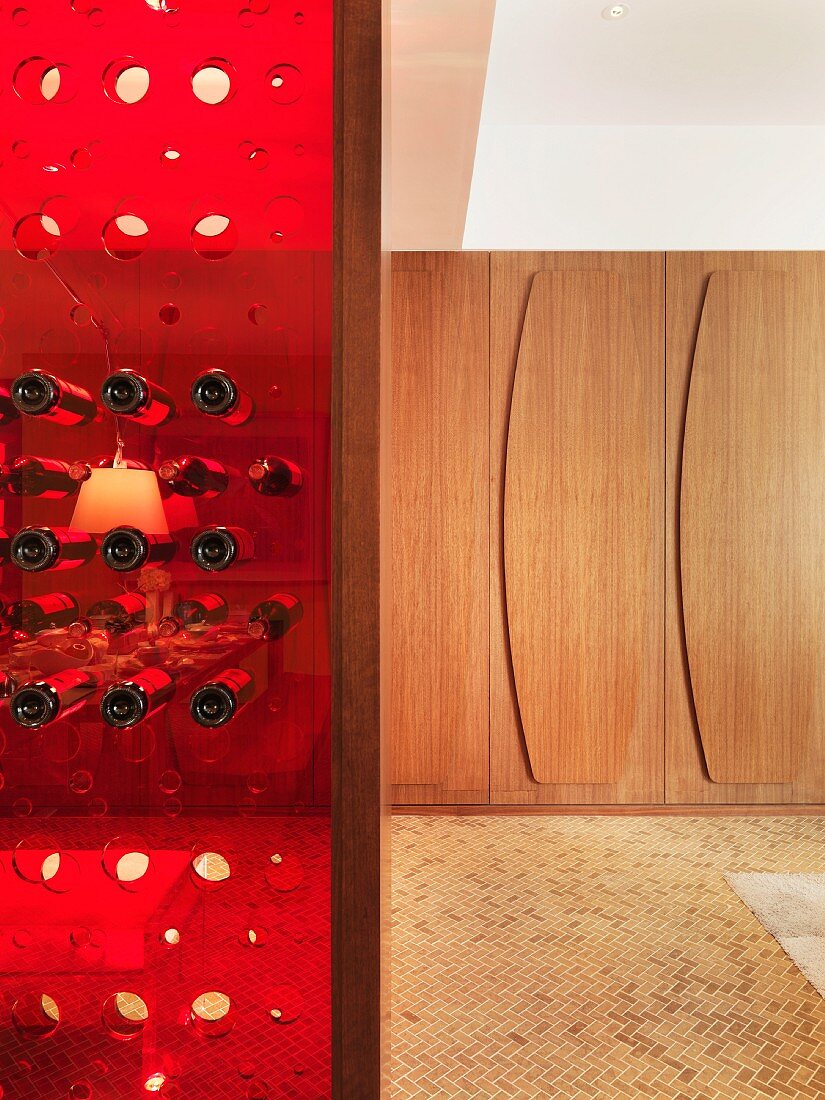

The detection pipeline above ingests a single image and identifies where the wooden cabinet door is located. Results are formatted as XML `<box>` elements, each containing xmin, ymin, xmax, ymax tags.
<box><xmin>391</xmin><ymin>253</ymin><xmax>490</xmax><ymax>804</ymax></box>
<box><xmin>491</xmin><ymin>253</ymin><xmax>665</xmax><ymax>805</ymax></box>
<box><xmin>666</xmin><ymin>252</ymin><xmax>825</xmax><ymax>803</ymax></box>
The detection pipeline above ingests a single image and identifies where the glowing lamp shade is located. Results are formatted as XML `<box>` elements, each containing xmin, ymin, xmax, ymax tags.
<box><xmin>70</xmin><ymin>468</ymin><xmax>169</xmax><ymax>535</ymax></box>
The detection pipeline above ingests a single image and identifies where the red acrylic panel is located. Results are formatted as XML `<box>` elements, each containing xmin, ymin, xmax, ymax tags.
<box><xmin>0</xmin><ymin>1</ymin><xmax>332</xmax><ymax>1096</ymax></box>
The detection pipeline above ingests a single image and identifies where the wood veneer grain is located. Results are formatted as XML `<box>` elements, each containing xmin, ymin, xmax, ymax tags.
<box><xmin>491</xmin><ymin>252</ymin><xmax>664</xmax><ymax>805</ymax></box>
<box><xmin>666</xmin><ymin>252</ymin><xmax>825</xmax><ymax>804</ymax></box>
<box><xmin>681</xmin><ymin>271</ymin><xmax>824</xmax><ymax>784</ymax></box>
<box><xmin>391</xmin><ymin>252</ymin><xmax>490</xmax><ymax>801</ymax></box>
<box><xmin>504</xmin><ymin>270</ymin><xmax>650</xmax><ymax>784</ymax></box>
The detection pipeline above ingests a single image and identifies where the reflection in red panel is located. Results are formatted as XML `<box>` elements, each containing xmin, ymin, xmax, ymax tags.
<box><xmin>0</xmin><ymin>0</ymin><xmax>332</xmax><ymax>1095</ymax></box>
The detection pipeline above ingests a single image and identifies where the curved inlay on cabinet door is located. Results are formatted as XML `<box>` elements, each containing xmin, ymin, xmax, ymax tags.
<box><xmin>681</xmin><ymin>271</ymin><xmax>825</xmax><ymax>784</ymax></box>
<box><xmin>504</xmin><ymin>270</ymin><xmax>651</xmax><ymax>784</ymax></box>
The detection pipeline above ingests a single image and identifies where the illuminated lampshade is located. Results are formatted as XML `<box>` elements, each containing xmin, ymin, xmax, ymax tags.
<box><xmin>70</xmin><ymin>468</ymin><xmax>169</xmax><ymax>535</ymax></box>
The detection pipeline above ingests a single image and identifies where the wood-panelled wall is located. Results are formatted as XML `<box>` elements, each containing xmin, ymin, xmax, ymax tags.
<box><xmin>392</xmin><ymin>251</ymin><xmax>825</xmax><ymax>807</ymax></box>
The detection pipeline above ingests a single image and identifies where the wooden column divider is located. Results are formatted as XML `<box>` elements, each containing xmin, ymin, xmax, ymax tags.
<box><xmin>332</xmin><ymin>0</ymin><xmax>389</xmax><ymax>1095</ymax></box>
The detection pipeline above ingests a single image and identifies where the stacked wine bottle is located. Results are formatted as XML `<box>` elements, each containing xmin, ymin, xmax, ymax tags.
<box><xmin>1</xmin><ymin>362</ymin><xmax>307</xmax><ymax>743</ymax></box>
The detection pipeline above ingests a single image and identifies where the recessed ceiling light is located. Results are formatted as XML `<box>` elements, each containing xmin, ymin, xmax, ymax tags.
<box><xmin>602</xmin><ymin>3</ymin><xmax>629</xmax><ymax>18</ymax></box>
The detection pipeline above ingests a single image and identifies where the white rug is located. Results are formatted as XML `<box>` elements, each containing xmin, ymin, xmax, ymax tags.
<box><xmin>725</xmin><ymin>872</ymin><xmax>825</xmax><ymax>997</ymax></box>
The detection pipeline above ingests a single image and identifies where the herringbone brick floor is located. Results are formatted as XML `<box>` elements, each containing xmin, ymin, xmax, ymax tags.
<box><xmin>391</xmin><ymin>815</ymin><xmax>825</xmax><ymax>1099</ymax></box>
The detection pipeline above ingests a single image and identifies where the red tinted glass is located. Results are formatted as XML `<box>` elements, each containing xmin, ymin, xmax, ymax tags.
<box><xmin>0</xmin><ymin>2</ymin><xmax>332</xmax><ymax>1096</ymax></box>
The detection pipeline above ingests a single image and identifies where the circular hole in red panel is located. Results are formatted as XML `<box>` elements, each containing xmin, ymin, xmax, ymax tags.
<box><xmin>88</xmin><ymin>797</ymin><xmax>109</xmax><ymax>817</ymax></box>
<box><xmin>12</xmin><ymin>8</ymin><xmax>31</xmax><ymax>27</ymax></box>
<box><xmin>88</xmin><ymin>7</ymin><xmax>105</xmax><ymax>26</ymax></box>
<box><xmin>190</xmin><ymin>848</ymin><xmax>231</xmax><ymax>889</ymax></box>
<box><xmin>42</xmin><ymin>852</ymin><xmax>81</xmax><ymax>894</ymax></box>
<box><xmin>247</xmin><ymin>771</ymin><xmax>269</xmax><ymax>794</ymax></box>
<box><xmin>265</xmin><ymin>850</ymin><xmax>304</xmax><ymax>892</ymax></box>
<box><xmin>266</xmin><ymin>64</ymin><xmax>303</xmax><ymax>104</ymax></box>
<box><xmin>12</xmin><ymin>994</ymin><xmax>60</xmax><ymax>1039</ymax></box>
<box><xmin>70</xmin><ymin>304</ymin><xmax>93</xmax><ymax>327</ymax></box>
<box><xmin>247</xmin><ymin>147</ymin><xmax>269</xmax><ymax>170</ymax></box>
<box><xmin>102</xmin><ymin>992</ymin><xmax>148</xmax><ymax>1041</ymax></box>
<box><xmin>191</xmin><ymin>214</ymin><xmax>237</xmax><ymax>260</ymax></box>
<box><xmin>294</xmin><ymin>10</ymin><xmax>304</xmax><ymax>23</ymax></box>
<box><xmin>266</xmin><ymin>196</ymin><xmax>304</xmax><ymax>241</ymax></box>
<box><xmin>268</xmin><ymin>985</ymin><xmax>303</xmax><ymax>1024</ymax></box>
<box><xmin>241</xmin><ymin>926</ymin><xmax>269</xmax><ymax>947</ymax></box>
<box><xmin>248</xmin><ymin>303</ymin><xmax>268</xmax><ymax>326</ymax></box>
<box><xmin>69</xmin><ymin>769</ymin><xmax>93</xmax><ymax>794</ymax></box>
<box><xmin>190</xmin><ymin>992</ymin><xmax>234</xmax><ymax>1038</ymax></box>
<box><xmin>13</xmin><ymin>213</ymin><xmax>60</xmax><ymax>260</ymax></box>
<box><xmin>159</xmin><ymin>303</ymin><xmax>181</xmax><ymax>325</ymax></box>
<box><xmin>103</xmin><ymin>214</ymin><xmax>149</xmax><ymax>260</ymax></box>
<box><xmin>191</xmin><ymin>60</ymin><xmax>235</xmax><ymax>104</ymax></box>
<box><xmin>41</xmin><ymin>195</ymin><xmax>81</xmax><ymax>235</ymax></box>
<box><xmin>13</xmin><ymin>835</ymin><xmax>61</xmax><ymax>885</ymax></box>
<box><xmin>238</xmin><ymin>9</ymin><xmax>255</xmax><ymax>27</ymax></box>
<box><xmin>13</xmin><ymin>798</ymin><xmax>33</xmax><ymax>817</ymax></box>
<box><xmin>14</xmin><ymin>59</ymin><xmax>77</xmax><ymax>105</ymax></box>
<box><xmin>103</xmin><ymin>60</ymin><xmax>150</xmax><ymax>104</ymax></box>
<box><xmin>12</xmin><ymin>141</ymin><xmax>30</xmax><ymax>160</ymax></box>
<box><xmin>159</xmin><ymin>769</ymin><xmax>181</xmax><ymax>794</ymax></box>
<box><xmin>102</xmin><ymin>836</ymin><xmax>151</xmax><ymax>889</ymax></box>
<box><xmin>71</xmin><ymin>147</ymin><xmax>92</xmax><ymax>169</ymax></box>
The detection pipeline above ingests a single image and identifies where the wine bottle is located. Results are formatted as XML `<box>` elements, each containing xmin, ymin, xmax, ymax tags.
<box><xmin>190</xmin><ymin>668</ymin><xmax>254</xmax><ymax>728</ymax></box>
<box><xmin>11</xmin><ymin>527</ymin><xmax>97</xmax><ymax>572</ymax></box>
<box><xmin>68</xmin><ymin>592</ymin><xmax>147</xmax><ymax>638</ymax></box>
<box><xmin>101</xmin><ymin>369</ymin><xmax>176</xmax><ymax>425</ymax></box>
<box><xmin>158</xmin><ymin>456</ymin><xmax>230</xmax><ymax>499</ymax></box>
<box><xmin>0</xmin><ymin>380</ymin><xmax>20</xmax><ymax>426</ymax></box>
<box><xmin>248</xmin><ymin>455</ymin><xmax>302</xmax><ymax>497</ymax></box>
<box><xmin>4</xmin><ymin>592</ymin><xmax>81</xmax><ymax>635</ymax></box>
<box><xmin>190</xmin><ymin>526</ymin><xmax>254</xmax><ymax>572</ymax></box>
<box><xmin>11</xmin><ymin>370</ymin><xmax>98</xmax><ymax>426</ymax></box>
<box><xmin>0</xmin><ymin>456</ymin><xmax>80</xmax><ymax>499</ymax></box>
<box><xmin>247</xmin><ymin>593</ymin><xmax>303</xmax><ymax>640</ymax></box>
<box><xmin>100</xmin><ymin>668</ymin><xmax>175</xmax><ymax>728</ymax></box>
<box><xmin>10</xmin><ymin>669</ymin><xmax>101</xmax><ymax>728</ymax></box>
<box><xmin>191</xmin><ymin>369</ymin><xmax>254</xmax><ymax>426</ymax></box>
<box><xmin>101</xmin><ymin>527</ymin><xmax>177</xmax><ymax>572</ymax></box>
<box><xmin>158</xmin><ymin>593</ymin><xmax>229</xmax><ymax>637</ymax></box>
<box><xmin>69</xmin><ymin>456</ymin><xmax>150</xmax><ymax>483</ymax></box>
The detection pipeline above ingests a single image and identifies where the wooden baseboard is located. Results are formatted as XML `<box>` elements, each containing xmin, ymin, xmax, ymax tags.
<box><xmin>392</xmin><ymin>804</ymin><xmax>825</xmax><ymax>816</ymax></box>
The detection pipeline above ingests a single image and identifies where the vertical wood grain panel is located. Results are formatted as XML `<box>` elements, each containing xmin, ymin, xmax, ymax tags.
<box><xmin>391</xmin><ymin>252</ymin><xmax>490</xmax><ymax>803</ymax></box>
<box><xmin>666</xmin><ymin>252</ymin><xmax>825</xmax><ymax>804</ymax></box>
<box><xmin>332</xmin><ymin>0</ymin><xmax>388</xmax><ymax>1091</ymax></box>
<box><xmin>681</xmin><ymin>272</ymin><xmax>824</xmax><ymax>784</ymax></box>
<box><xmin>504</xmin><ymin>270</ymin><xmax>651</xmax><ymax>784</ymax></box>
<box><xmin>491</xmin><ymin>252</ymin><xmax>664</xmax><ymax>805</ymax></box>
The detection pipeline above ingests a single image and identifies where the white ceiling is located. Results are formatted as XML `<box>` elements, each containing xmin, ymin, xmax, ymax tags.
<box><xmin>391</xmin><ymin>0</ymin><xmax>825</xmax><ymax>249</ymax></box>
<box><xmin>482</xmin><ymin>0</ymin><xmax>825</xmax><ymax>126</ymax></box>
